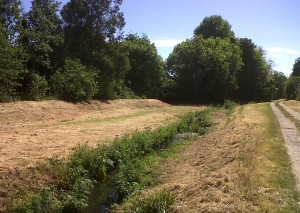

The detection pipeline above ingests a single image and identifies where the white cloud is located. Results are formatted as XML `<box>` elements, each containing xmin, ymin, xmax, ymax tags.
<box><xmin>152</xmin><ymin>38</ymin><xmax>185</xmax><ymax>48</ymax></box>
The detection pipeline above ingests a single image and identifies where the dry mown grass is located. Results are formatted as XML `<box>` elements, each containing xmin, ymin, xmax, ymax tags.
<box><xmin>0</xmin><ymin>99</ymin><xmax>204</xmax><ymax>212</ymax></box>
<box><xmin>283</xmin><ymin>100</ymin><xmax>300</xmax><ymax>113</ymax></box>
<box><xmin>127</xmin><ymin>103</ymin><xmax>300</xmax><ymax>212</ymax></box>
<box><xmin>0</xmin><ymin>99</ymin><xmax>204</xmax><ymax>170</ymax></box>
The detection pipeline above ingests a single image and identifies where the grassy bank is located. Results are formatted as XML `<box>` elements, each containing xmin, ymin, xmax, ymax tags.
<box><xmin>13</xmin><ymin>109</ymin><xmax>213</xmax><ymax>213</ymax></box>
<box><xmin>240</xmin><ymin>103</ymin><xmax>300</xmax><ymax>211</ymax></box>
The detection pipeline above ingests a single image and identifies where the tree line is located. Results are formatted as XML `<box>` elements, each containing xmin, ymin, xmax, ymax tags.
<box><xmin>0</xmin><ymin>0</ymin><xmax>297</xmax><ymax>103</ymax></box>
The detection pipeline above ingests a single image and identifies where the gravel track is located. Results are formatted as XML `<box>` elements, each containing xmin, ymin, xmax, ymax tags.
<box><xmin>271</xmin><ymin>103</ymin><xmax>300</xmax><ymax>188</ymax></box>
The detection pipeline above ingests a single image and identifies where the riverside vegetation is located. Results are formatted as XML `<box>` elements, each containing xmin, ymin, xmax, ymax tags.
<box><xmin>13</xmin><ymin>109</ymin><xmax>213</xmax><ymax>212</ymax></box>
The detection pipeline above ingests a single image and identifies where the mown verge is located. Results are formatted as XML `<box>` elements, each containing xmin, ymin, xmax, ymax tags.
<box><xmin>13</xmin><ymin>109</ymin><xmax>213</xmax><ymax>212</ymax></box>
<box><xmin>241</xmin><ymin>103</ymin><xmax>300</xmax><ymax>211</ymax></box>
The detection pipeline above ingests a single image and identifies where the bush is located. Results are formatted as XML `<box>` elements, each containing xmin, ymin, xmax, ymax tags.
<box><xmin>113</xmin><ymin>80</ymin><xmax>138</xmax><ymax>99</ymax></box>
<box><xmin>177</xmin><ymin>110</ymin><xmax>212</xmax><ymax>134</ymax></box>
<box><xmin>14</xmin><ymin>188</ymin><xmax>62</xmax><ymax>213</ymax></box>
<box><xmin>51</xmin><ymin>59</ymin><xmax>98</xmax><ymax>102</ymax></box>
<box><xmin>121</xmin><ymin>190</ymin><xmax>175</xmax><ymax>213</ymax></box>
<box><xmin>286</xmin><ymin>77</ymin><xmax>300</xmax><ymax>100</ymax></box>
<box><xmin>27</xmin><ymin>73</ymin><xmax>49</xmax><ymax>101</ymax></box>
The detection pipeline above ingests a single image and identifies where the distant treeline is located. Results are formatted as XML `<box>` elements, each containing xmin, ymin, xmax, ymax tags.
<box><xmin>0</xmin><ymin>0</ymin><xmax>299</xmax><ymax>103</ymax></box>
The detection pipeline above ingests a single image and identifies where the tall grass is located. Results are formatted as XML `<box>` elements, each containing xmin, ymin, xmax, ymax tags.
<box><xmin>114</xmin><ymin>190</ymin><xmax>175</xmax><ymax>213</ymax></box>
<box><xmin>13</xmin><ymin>110</ymin><xmax>212</xmax><ymax>213</ymax></box>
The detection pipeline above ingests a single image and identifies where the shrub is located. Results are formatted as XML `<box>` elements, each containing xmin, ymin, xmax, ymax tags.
<box><xmin>113</xmin><ymin>80</ymin><xmax>138</xmax><ymax>99</ymax></box>
<box><xmin>51</xmin><ymin>59</ymin><xmax>98</xmax><ymax>102</ymax></box>
<box><xmin>122</xmin><ymin>190</ymin><xmax>175</xmax><ymax>213</ymax></box>
<box><xmin>177</xmin><ymin>110</ymin><xmax>212</xmax><ymax>134</ymax></box>
<box><xmin>27</xmin><ymin>73</ymin><xmax>49</xmax><ymax>101</ymax></box>
<box><xmin>286</xmin><ymin>77</ymin><xmax>300</xmax><ymax>100</ymax></box>
<box><xmin>222</xmin><ymin>100</ymin><xmax>237</xmax><ymax>110</ymax></box>
<box><xmin>14</xmin><ymin>188</ymin><xmax>62</xmax><ymax>213</ymax></box>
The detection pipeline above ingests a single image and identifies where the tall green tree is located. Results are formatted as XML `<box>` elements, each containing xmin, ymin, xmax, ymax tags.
<box><xmin>0</xmin><ymin>0</ymin><xmax>23</xmax><ymax>45</ymax></box>
<box><xmin>61</xmin><ymin>0</ymin><xmax>125</xmax><ymax>64</ymax></box>
<box><xmin>272</xmin><ymin>71</ymin><xmax>287</xmax><ymax>99</ymax></box>
<box><xmin>0</xmin><ymin>23</ymin><xmax>23</xmax><ymax>102</ymax></box>
<box><xmin>124</xmin><ymin>34</ymin><xmax>165</xmax><ymax>98</ymax></box>
<box><xmin>23</xmin><ymin>0</ymin><xmax>63</xmax><ymax>79</ymax></box>
<box><xmin>286</xmin><ymin>76</ymin><xmax>300</xmax><ymax>100</ymax></box>
<box><xmin>193</xmin><ymin>15</ymin><xmax>235</xmax><ymax>40</ymax></box>
<box><xmin>61</xmin><ymin>0</ymin><xmax>129</xmax><ymax>99</ymax></box>
<box><xmin>291</xmin><ymin>57</ymin><xmax>300</xmax><ymax>77</ymax></box>
<box><xmin>167</xmin><ymin>36</ymin><xmax>242</xmax><ymax>102</ymax></box>
<box><xmin>236</xmin><ymin>38</ymin><xmax>273</xmax><ymax>101</ymax></box>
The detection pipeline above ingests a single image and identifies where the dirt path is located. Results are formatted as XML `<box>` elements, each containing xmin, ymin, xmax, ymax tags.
<box><xmin>279</xmin><ymin>102</ymin><xmax>300</xmax><ymax>121</ymax></box>
<box><xmin>270</xmin><ymin>103</ymin><xmax>300</xmax><ymax>188</ymax></box>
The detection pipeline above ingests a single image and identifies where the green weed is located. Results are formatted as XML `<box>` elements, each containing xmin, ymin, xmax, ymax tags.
<box><xmin>115</xmin><ymin>190</ymin><xmax>175</xmax><ymax>213</ymax></box>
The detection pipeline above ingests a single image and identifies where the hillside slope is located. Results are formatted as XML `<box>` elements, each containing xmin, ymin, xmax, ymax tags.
<box><xmin>0</xmin><ymin>99</ymin><xmax>204</xmax><ymax>170</ymax></box>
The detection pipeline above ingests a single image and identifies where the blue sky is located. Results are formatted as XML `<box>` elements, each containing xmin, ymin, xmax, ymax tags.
<box><xmin>22</xmin><ymin>0</ymin><xmax>300</xmax><ymax>76</ymax></box>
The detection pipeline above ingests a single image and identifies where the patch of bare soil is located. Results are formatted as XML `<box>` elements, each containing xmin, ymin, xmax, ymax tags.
<box><xmin>142</xmin><ymin>104</ymin><xmax>275</xmax><ymax>212</ymax></box>
<box><xmin>0</xmin><ymin>99</ymin><xmax>203</xmax><ymax>212</ymax></box>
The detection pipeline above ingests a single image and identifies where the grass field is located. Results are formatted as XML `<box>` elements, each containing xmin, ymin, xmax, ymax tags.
<box><xmin>0</xmin><ymin>99</ymin><xmax>299</xmax><ymax>212</ymax></box>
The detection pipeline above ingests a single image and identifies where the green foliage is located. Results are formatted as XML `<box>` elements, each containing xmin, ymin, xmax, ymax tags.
<box><xmin>113</xmin><ymin>80</ymin><xmax>138</xmax><ymax>99</ymax></box>
<box><xmin>95</xmin><ymin>42</ymin><xmax>130</xmax><ymax>99</ymax></box>
<box><xmin>272</xmin><ymin>71</ymin><xmax>287</xmax><ymax>99</ymax></box>
<box><xmin>286</xmin><ymin>76</ymin><xmax>300</xmax><ymax>100</ymax></box>
<box><xmin>114</xmin><ymin>159</ymin><xmax>150</xmax><ymax>202</ymax></box>
<box><xmin>177</xmin><ymin>110</ymin><xmax>212</xmax><ymax>134</ymax></box>
<box><xmin>61</xmin><ymin>0</ymin><xmax>125</xmax><ymax>63</ymax></box>
<box><xmin>222</xmin><ymin>100</ymin><xmax>238</xmax><ymax>110</ymax></box>
<box><xmin>125</xmin><ymin>34</ymin><xmax>166</xmax><ymax>98</ymax></box>
<box><xmin>60</xmin><ymin>160</ymin><xmax>94</xmax><ymax>212</ymax></box>
<box><xmin>23</xmin><ymin>0</ymin><xmax>63</xmax><ymax>79</ymax></box>
<box><xmin>193</xmin><ymin>15</ymin><xmax>235</xmax><ymax>40</ymax></box>
<box><xmin>0</xmin><ymin>0</ymin><xmax>23</xmax><ymax>45</ymax></box>
<box><xmin>14</xmin><ymin>188</ymin><xmax>62</xmax><ymax>213</ymax></box>
<box><xmin>167</xmin><ymin>35</ymin><xmax>242</xmax><ymax>102</ymax></box>
<box><xmin>291</xmin><ymin>57</ymin><xmax>300</xmax><ymax>77</ymax></box>
<box><xmin>236</xmin><ymin>38</ymin><xmax>274</xmax><ymax>102</ymax></box>
<box><xmin>122</xmin><ymin>190</ymin><xmax>175</xmax><ymax>213</ymax></box>
<box><xmin>0</xmin><ymin>23</ymin><xmax>23</xmax><ymax>102</ymax></box>
<box><xmin>51</xmin><ymin>59</ymin><xmax>98</xmax><ymax>102</ymax></box>
<box><xmin>26</xmin><ymin>73</ymin><xmax>49</xmax><ymax>101</ymax></box>
<box><xmin>61</xmin><ymin>0</ymin><xmax>129</xmax><ymax>100</ymax></box>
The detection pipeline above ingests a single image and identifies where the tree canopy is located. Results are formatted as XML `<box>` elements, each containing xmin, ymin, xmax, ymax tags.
<box><xmin>124</xmin><ymin>34</ymin><xmax>165</xmax><ymax>98</ymax></box>
<box><xmin>0</xmin><ymin>7</ymin><xmax>290</xmax><ymax>103</ymax></box>
<box><xmin>167</xmin><ymin>36</ymin><xmax>242</xmax><ymax>102</ymax></box>
<box><xmin>291</xmin><ymin>57</ymin><xmax>300</xmax><ymax>77</ymax></box>
<box><xmin>0</xmin><ymin>22</ymin><xmax>23</xmax><ymax>102</ymax></box>
<box><xmin>236</xmin><ymin>38</ymin><xmax>274</xmax><ymax>101</ymax></box>
<box><xmin>193</xmin><ymin>15</ymin><xmax>235</xmax><ymax>40</ymax></box>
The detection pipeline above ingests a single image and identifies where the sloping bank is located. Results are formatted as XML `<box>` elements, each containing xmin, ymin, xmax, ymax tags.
<box><xmin>13</xmin><ymin>109</ymin><xmax>213</xmax><ymax>213</ymax></box>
